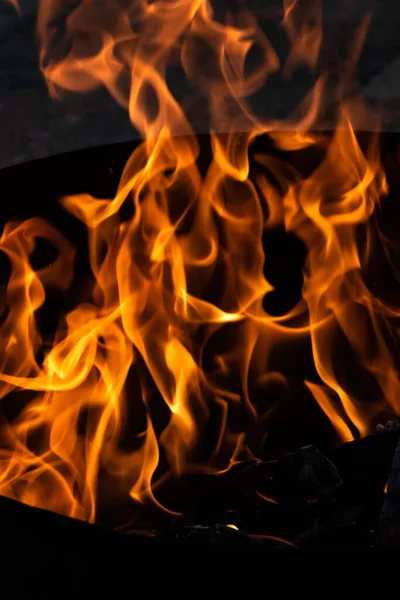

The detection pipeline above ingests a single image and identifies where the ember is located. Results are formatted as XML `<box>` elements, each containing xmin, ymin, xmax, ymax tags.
<box><xmin>1</xmin><ymin>0</ymin><xmax>400</xmax><ymax>553</ymax></box>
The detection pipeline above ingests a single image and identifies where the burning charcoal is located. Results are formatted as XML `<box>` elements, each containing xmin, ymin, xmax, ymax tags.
<box><xmin>157</xmin><ymin>524</ymin><xmax>265</xmax><ymax>548</ymax></box>
<box><xmin>173</xmin><ymin>446</ymin><xmax>344</xmax><ymax>543</ymax></box>
<box><xmin>328</xmin><ymin>431</ymin><xmax>399</xmax><ymax>502</ymax></box>
<box><xmin>378</xmin><ymin>440</ymin><xmax>400</xmax><ymax>548</ymax></box>
<box><xmin>236</xmin><ymin>445</ymin><xmax>342</xmax><ymax>506</ymax></box>
<box><xmin>172</xmin><ymin>446</ymin><xmax>342</xmax><ymax>536</ymax></box>
<box><xmin>376</xmin><ymin>420</ymin><xmax>400</xmax><ymax>433</ymax></box>
<box><xmin>311</xmin><ymin>431</ymin><xmax>400</xmax><ymax>549</ymax></box>
<box><xmin>220</xmin><ymin>433</ymin><xmax>399</xmax><ymax>549</ymax></box>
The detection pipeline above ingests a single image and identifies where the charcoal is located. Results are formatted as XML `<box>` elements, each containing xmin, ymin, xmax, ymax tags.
<box><xmin>235</xmin><ymin>445</ymin><xmax>343</xmax><ymax>505</ymax></box>
<box><xmin>214</xmin><ymin>433</ymin><xmax>399</xmax><ymax>548</ymax></box>
<box><xmin>0</xmin><ymin>431</ymin><xmax>399</xmax><ymax>559</ymax></box>
<box><xmin>376</xmin><ymin>420</ymin><xmax>400</xmax><ymax>433</ymax></box>
<box><xmin>378</xmin><ymin>439</ymin><xmax>400</xmax><ymax>548</ymax></box>
<box><xmin>326</xmin><ymin>431</ymin><xmax>399</xmax><ymax>545</ymax></box>
<box><xmin>169</xmin><ymin>445</ymin><xmax>342</xmax><ymax>537</ymax></box>
<box><xmin>166</xmin><ymin>434</ymin><xmax>399</xmax><ymax>547</ymax></box>
<box><xmin>157</xmin><ymin>524</ymin><xmax>265</xmax><ymax>548</ymax></box>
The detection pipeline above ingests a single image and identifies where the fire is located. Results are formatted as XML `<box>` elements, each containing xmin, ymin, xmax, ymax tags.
<box><xmin>0</xmin><ymin>0</ymin><xmax>398</xmax><ymax>526</ymax></box>
<box><xmin>5</xmin><ymin>0</ymin><xmax>20</xmax><ymax>14</ymax></box>
<box><xmin>282</xmin><ymin>0</ymin><xmax>322</xmax><ymax>77</ymax></box>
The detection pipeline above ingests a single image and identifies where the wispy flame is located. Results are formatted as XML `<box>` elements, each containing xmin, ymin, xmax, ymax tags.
<box><xmin>0</xmin><ymin>0</ymin><xmax>397</xmax><ymax>526</ymax></box>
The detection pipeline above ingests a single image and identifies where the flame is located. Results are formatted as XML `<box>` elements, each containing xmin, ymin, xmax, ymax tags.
<box><xmin>282</xmin><ymin>0</ymin><xmax>322</xmax><ymax>78</ymax></box>
<box><xmin>5</xmin><ymin>0</ymin><xmax>20</xmax><ymax>14</ymax></box>
<box><xmin>0</xmin><ymin>0</ymin><xmax>398</xmax><ymax>527</ymax></box>
<box><xmin>254</xmin><ymin>490</ymin><xmax>279</xmax><ymax>506</ymax></box>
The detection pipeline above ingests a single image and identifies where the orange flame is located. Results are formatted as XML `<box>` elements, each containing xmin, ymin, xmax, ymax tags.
<box><xmin>282</xmin><ymin>0</ymin><xmax>322</xmax><ymax>78</ymax></box>
<box><xmin>5</xmin><ymin>0</ymin><xmax>20</xmax><ymax>15</ymax></box>
<box><xmin>0</xmin><ymin>0</ymin><xmax>397</xmax><ymax>527</ymax></box>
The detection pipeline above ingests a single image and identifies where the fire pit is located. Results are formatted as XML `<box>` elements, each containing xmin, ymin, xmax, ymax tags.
<box><xmin>1</xmin><ymin>0</ymin><xmax>400</xmax><ymax>563</ymax></box>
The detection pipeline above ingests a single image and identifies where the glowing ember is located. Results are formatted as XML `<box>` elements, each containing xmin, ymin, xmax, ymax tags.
<box><xmin>0</xmin><ymin>0</ymin><xmax>398</xmax><ymax>528</ymax></box>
